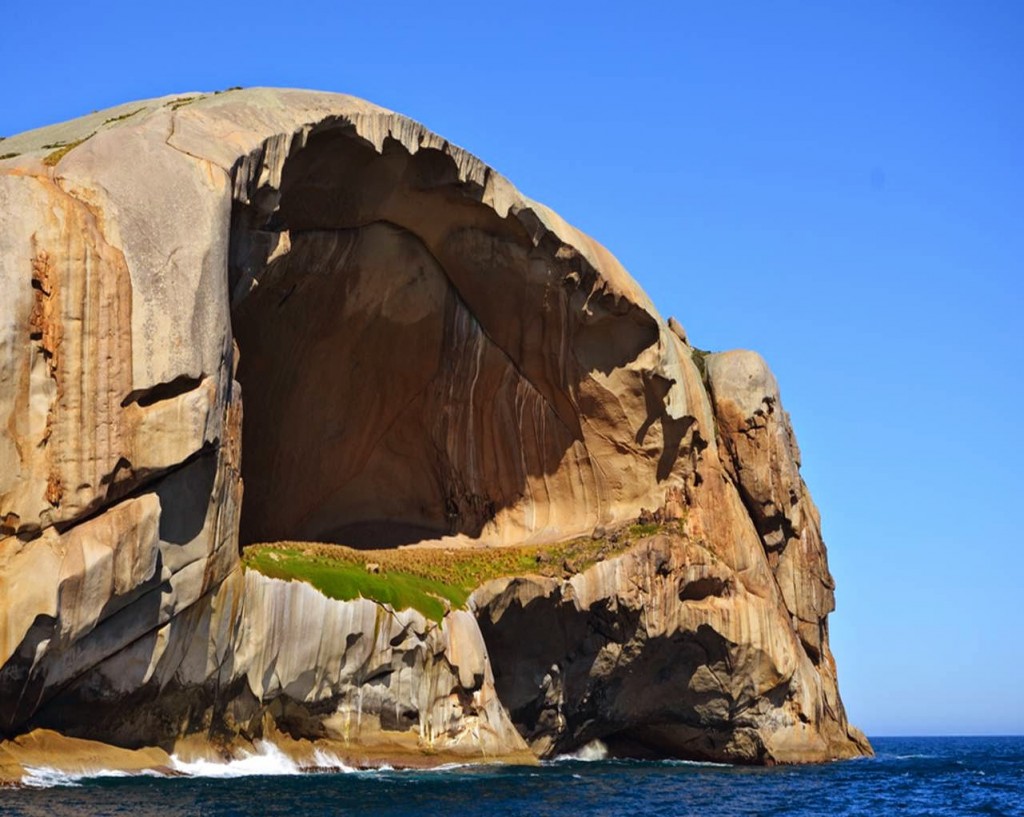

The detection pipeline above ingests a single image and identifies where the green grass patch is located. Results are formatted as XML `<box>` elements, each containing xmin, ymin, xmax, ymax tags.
<box><xmin>242</xmin><ymin>522</ymin><xmax>684</xmax><ymax>621</ymax></box>
<box><xmin>104</xmin><ymin>108</ymin><xmax>144</xmax><ymax>125</ymax></box>
<box><xmin>169</xmin><ymin>95</ymin><xmax>204</xmax><ymax>110</ymax></box>
<box><xmin>0</xmin><ymin>152</ymin><xmax>19</xmax><ymax>161</ymax></box>
<box><xmin>690</xmin><ymin>347</ymin><xmax>711</xmax><ymax>379</ymax></box>
<box><xmin>43</xmin><ymin>135</ymin><xmax>92</xmax><ymax>167</ymax></box>
<box><xmin>244</xmin><ymin>547</ymin><xmax>463</xmax><ymax>621</ymax></box>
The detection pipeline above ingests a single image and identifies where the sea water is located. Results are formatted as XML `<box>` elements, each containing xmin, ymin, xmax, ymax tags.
<box><xmin>2</xmin><ymin>736</ymin><xmax>1021</xmax><ymax>816</ymax></box>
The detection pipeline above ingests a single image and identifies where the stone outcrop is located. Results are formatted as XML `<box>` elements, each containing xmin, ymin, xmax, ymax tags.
<box><xmin>469</xmin><ymin>352</ymin><xmax>870</xmax><ymax>764</ymax></box>
<box><xmin>475</xmin><ymin>517</ymin><xmax>868</xmax><ymax>764</ymax></box>
<box><xmin>26</xmin><ymin>569</ymin><xmax>528</xmax><ymax>765</ymax></box>
<box><xmin>0</xmin><ymin>88</ymin><xmax>868</xmax><ymax>772</ymax></box>
<box><xmin>0</xmin><ymin>729</ymin><xmax>175</xmax><ymax>783</ymax></box>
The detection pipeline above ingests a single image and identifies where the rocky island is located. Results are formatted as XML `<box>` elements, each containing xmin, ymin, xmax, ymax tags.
<box><xmin>0</xmin><ymin>88</ymin><xmax>870</xmax><ymax>782</ymax></box>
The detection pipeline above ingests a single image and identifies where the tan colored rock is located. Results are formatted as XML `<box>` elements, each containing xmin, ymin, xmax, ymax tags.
<box><xmin>0</xmin><ymin>449</ymin><xmax>241</xmax><ymax>733</ymax></box>
<box><xmin>0</xmin><ymin>89</ymin><xmax>867</xmax><ymax>766</ymax></box>
<box><xmin>0</xmin><ymin>729</ymin><xmax>173</xmax><ymax>784</ymax></box>
<box><xmin>35</xmin><ymin>569</ymin><xmax>530</xmax><ymax>764</ymax></box>
<box><xmin>474</xmin><ymin>529</ymin><xmax>867</xmax><ymax>764</ymax></box>
<box><xmin>705</xmin><ymin>350</ymin><xmax>834</xmax><ymax>663</ymax></box>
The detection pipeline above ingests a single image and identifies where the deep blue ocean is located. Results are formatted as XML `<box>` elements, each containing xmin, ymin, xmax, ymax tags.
<box><xmin>2</xmin><ymin>737</ymin><xmax>1021</xmax><ymax>816</ymax></box>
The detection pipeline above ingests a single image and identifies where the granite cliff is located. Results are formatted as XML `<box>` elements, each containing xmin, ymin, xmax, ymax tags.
<box><xmin>0</xmin><ymin>88</ymin><xmax>869</xmax><ymax>779</ymax></box>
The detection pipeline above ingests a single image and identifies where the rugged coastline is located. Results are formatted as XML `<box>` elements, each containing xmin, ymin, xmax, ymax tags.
<box><xmin>0</xmin><ymin>88</ymin><xmax>869</xmax><ymax>782</ymax></box>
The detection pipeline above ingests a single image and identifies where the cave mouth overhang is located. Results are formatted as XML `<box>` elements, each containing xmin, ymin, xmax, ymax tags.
<box><xmin>228</xmin><ymin>121</ymin><xmax>663</xmax><ymax>550</ymax></box>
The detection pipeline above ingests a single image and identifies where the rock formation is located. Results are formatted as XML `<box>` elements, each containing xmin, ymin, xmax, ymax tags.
<box><xmin>0</xmin><ymin>88</ymin><xmax>868</xmax><ymax>776</ymax></box>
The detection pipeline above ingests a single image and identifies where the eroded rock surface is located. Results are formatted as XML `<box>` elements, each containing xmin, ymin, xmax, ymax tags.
<box><xmin>475</xmin><ymin>526</ymin><xmax>868</xmax><ymax>763</ymax></box>
<box><xmin>25</xmin><ymin>570</ymin><xmax>528</xmax><ymax>764</ymax></box>
<box><xmin>0</xmin><ymin>88</ymin><xmax>867</xmax><ymax>769</ymax></box>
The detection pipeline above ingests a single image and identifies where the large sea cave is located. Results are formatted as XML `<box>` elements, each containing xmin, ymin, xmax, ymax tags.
<box><xmin>228</xmin><ymin>124</ymin><xmax>659</xmax><ymax>550</ymax></box>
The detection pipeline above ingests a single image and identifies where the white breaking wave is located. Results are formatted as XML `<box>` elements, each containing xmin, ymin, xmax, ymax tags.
<box><xmin>20</xmin><ymin>767</ymin><xmax>85</xmax><ymax>788</ymax></box>
<box><xmin>660</xmin><ymin>758</ymin><xmax>733</xmax><ymax>768</ymax></box>
<box><xmin>170</xmin><ymin>741</ymin><xmax>302</xmax><ymax>778</ymax></box>
<box><xmin>554</xmin><ymin>739</ymin><xmax>610</xmax><ymax>762</ymax></box>
<box><xmin>547</xmin><ymin>741</ymin><xmax>735</xmax><ymax>769</ymax></box>
<box><xmin>20</xmin><ymin>766</ymin><xmax>160</xmax><ymax>789</ymax></box>
<box><xmin>19</xmin><ymin>740</ymin><xmax>359</xmax><ymax>788</ymax></box>
<box><xmin>170</xmin><ymin>740</ymin><xmax>360</xmax><ymax>777</ymax></box>
<box><xmin>308</xmin><ymin>746</ymin><xmax>356</xmax><ymax>772</ymax></box>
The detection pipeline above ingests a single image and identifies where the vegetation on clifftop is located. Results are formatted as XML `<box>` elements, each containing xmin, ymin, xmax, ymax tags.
<box><xmin>168</xmin><ymin>95</ymin><xmax>203</xmax><ymax>110</ymax></box>
<box><xmin>242</xmin><ymin>522</ymin><xmax>683</xmax><ymax>622</ymax></box>
<box><xmin>42</xmin><ymin>135</ymin><xmax>92</xmax><ymax>166</ymax></box>
<box><xmin>103</xmin><ymin>108</ymin><xmax>144</xmax><ymax>125</ymax></box>
<box><xmin>690</xmin><ymin>346</ymin><xmax>712</xmax><ymax>379</ymax></box>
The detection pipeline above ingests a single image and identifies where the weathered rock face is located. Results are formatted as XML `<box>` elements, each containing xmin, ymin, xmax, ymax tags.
<box><xmin>227</xmin><ymin>116</ymin><xmax>691</xmax><ymax>549</ymax></box>
<box><xmin>27</xmin><ymin>569</ymin><xmax>528</xmax><ymax>763</ymax></box>
<box><xmin>475</xmin><ymin>499</ymin><xmax>869</xmax><ymax>763</ymax></box>
<box><xmin>0</xmin><ymin>88</ymin><xmax>867</xmax><ymax>768</ymax></box>
<box><xmin>470</xmin><ymin>352</ymin><xmax>869</xmax><ymax>765</ymax></box>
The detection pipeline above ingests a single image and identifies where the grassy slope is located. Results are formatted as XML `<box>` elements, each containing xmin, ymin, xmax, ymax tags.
<box><xmin>242</xmin><ymin>523</ymin><xmax>674</xmax><ymax>622</ymax></box>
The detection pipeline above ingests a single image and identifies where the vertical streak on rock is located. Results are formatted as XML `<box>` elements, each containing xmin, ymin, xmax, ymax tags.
<box><xmin>11</xmin><ymin>177</ymin><xmax>136</xmax><ymax>532</ymax></box>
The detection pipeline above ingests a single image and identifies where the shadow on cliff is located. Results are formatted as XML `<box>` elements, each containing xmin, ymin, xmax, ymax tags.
<box><xmin>0</xmin><ymin>452</ymin><xmax>219</xmax><ymax>739</ymax></box>
<box><xmin>475</xmin><ymin>577</ymin><xmax>746</xmax><ymax>762</ymax></box>
<box><xmin>229</xmin><ymin>123</ymin><xmax>667</xmax><ymax>549</ymax></box>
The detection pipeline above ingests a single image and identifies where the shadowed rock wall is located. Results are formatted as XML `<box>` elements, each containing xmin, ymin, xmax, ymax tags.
<box><xmin>230</xmin><ymin>120</ymin><xmax>687</xmax><ymax>550</ymax></box>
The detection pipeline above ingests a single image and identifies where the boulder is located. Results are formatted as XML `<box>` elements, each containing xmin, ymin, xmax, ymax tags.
<box><xmin>0</xmin><ymin>89</ymin><xmax>868</xmax><ymax>767</ymax></box>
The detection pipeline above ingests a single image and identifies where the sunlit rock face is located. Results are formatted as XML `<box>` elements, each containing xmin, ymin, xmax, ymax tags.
<box><xmin>0</xmin><ymin>89</ymin><xmax>867</xmax><ymax>766</ymax></box>
<box><xmin>25</xmin><ymin>570</ymin><xmax>529</xmax><ymax>763</ymax></box>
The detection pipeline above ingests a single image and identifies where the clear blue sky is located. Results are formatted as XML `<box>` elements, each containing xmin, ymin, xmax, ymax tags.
<box><xmin>3</xmin><ymin>1</ymin><xmax>1021</xmax><ymax>736</ymax></box>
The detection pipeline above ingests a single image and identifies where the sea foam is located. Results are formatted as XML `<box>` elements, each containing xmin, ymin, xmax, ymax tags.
<box><xmin>19</xmin><ymin>740</ymin><xmax>358</xmax><ymax>788</ymax></box>
<box><xmin>20</xmin><ymin>766</ymin><xmax>158</xmax><ymax>789</ymax></box>
<box><xmin>170</xmin><ymin>741</ymin><xmax>303</xmax><ymax>778</ymax></box>
<box><xmin>554</xmin><ymin>739</ymin><xmax>610</xmax><ymax>762</ymax></box>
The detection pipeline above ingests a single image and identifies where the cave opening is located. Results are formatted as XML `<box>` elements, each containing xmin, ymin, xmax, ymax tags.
<box><xmin>228</xmin><ymin>124</ymin><xmax>583</xmax><ymax>550</ymax></box>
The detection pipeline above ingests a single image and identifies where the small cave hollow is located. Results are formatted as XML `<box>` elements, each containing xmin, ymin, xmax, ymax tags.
<box><xmin>229</xmin><ymin>124</ymin><xmax>599</xmax><ymax>549</ymax></box>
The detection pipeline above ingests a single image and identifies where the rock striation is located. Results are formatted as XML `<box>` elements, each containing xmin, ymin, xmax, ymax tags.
<box><xmin>0</xmin><ymin>88</ymin><xmax>868</xmax><ymax>773</ymax></box>
<box><xmin>26</xmin><ymin>568</ymin><xmax>529</xmax><ymax>764</ymax></box>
